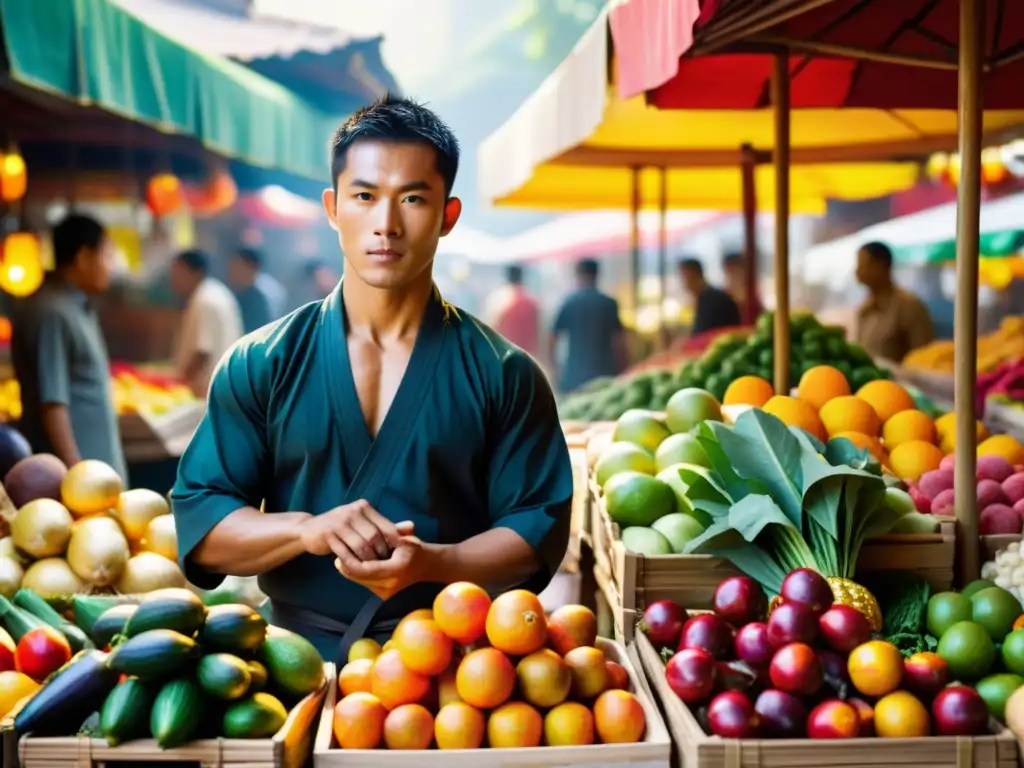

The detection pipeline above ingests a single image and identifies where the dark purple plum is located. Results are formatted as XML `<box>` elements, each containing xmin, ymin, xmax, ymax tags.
<box><xmin>766</xmin><ymin>602</ymin><xmax>818</xmax><ymax>648</ymax></box>
<box><xmin>665</xmin><ymin>647</ymin><xmax>717</xmax><ymax>703</ymax></box>
<box><xmin>734</xmin><ymin>622</ymin><xmax>774</xmax><ymax>667</ymax></box>
<box><xmin>714</xmin><ymin>576</ymin><xmax>768</xmax><ymax>627</ymax></box>
<box><xmin>642</xmin><ymin>600</ymin><xmax>688</xmax><ymax>648</ymax></box>
<box><xmin>754</xmin><ymin>689</ymin><xmax>807</xmax><ymax>738</ymax></box>
<box><xmin>679</xmin><ymin>613</ymin><xmax>734</xmax><ymax>660</ymax></box>
<box><xmin>707</xmin><ymin>691</ymin><xmax>760</xmax><ymax>738</ymax></box>
<box><xmin>780</xmin><ymin>569</ymin><xmax>833</xmax><ymax>615</ymax></box>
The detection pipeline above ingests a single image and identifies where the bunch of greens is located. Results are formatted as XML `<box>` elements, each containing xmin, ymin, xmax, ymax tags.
<box><xmin>679</xmin><ymin>409</ymin><xmax>899</xmax><ymax>595</ymax></box>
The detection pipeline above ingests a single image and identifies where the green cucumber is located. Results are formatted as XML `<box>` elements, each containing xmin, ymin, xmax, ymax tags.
<box><xmin>14</xmin><ymin>651</ymin><xmax>120</xmax><ymax>736</ymax></box>
<box><xmin>150</xmin><ymin>677</ymin><xmax>205</xmax><ymax>748</ymax></box>
<box><xmin>258</xmin><ymin>627</ymin><xmax>324</xmax><ymax>699</ymax></box>
<box><xmin>223</xmin><ymin>693</ymin><xmax>288</xmax><ymax>739</ymax></box>
<box><xmin>14</xmin><ymin>589</ymin><xmax>92</xmax><ymax>652</ymax></box>
<box><xmin>0</xmin><ymin>593</ymin><xmax>50</xmax><ymax>642</ymax></box>
<box><xmin>124</xmin><ymin>588</ymin><xmax>206</xmax><ymax>638</ymax></box>
<box><xmin>106</xmin><ymin>629</ymin><xmax>199</xmax><ymax>681</ymax></box>
<box><xmin>201</xmin><ymin>604</ymin><xmax>267</xmax><ymax>653</ymax></box>
<box><xmin>100</xmin><ymin>677</ymin><xmax>155</xmax><ymax>746</ymax></box>
<box><xmin>72</xmin><ymin>594</ymin><xmax>138</xmax><ymax>635</ymax></box>
<box><xmin>92</xmin><ymin>605</ymin><xmax>138</xmax><ymax>648</ymax></box>
<box><xmin>197</xmin><ymin>653</ymin><xmax>252</xmax><ymax>700</ymax></box>
<box><xmin>247</xmin><ymin>660</ymin><xmax>268</xmax><ymax>693</ymax></box>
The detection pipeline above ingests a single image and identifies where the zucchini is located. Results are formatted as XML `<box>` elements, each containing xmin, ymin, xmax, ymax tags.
<box><xmin>14</xmin><ymin>650</ymin><xmax>120</xmax><ymax>736</ymax></box>
<box><xmin>92</xmin><ymin>604</ymin><xmax>138</xmax><ymax>648</ymax></box>
<box><xmin>201</xmin><ymin>604</ymin><xmax>267</xmax><ymax>653</ymax></box>
<box><xmin>247</xmin><ymin>660</ymin><xmax>269</xmax><ymax>693</ymax></box>
<box><xmin>72</xmin><ymin>594</ymin><xmax>138</xmax><ymax>635</ymax></box>
<box><xmin>14</xmin><ymin>589</ymin><xmax>92</xmax><ymax>652</ymax></box>
<box><xmin>150</xmin><ymin>677</ymin><xmax>205</xmax><ymax>748</ymax></box>
<box><xmin>124</xmin><ymin>588</ymin><xmax>206</xmax><ymax>638</ymax></box>
<box><xmin>106</xmin><ymin>629</ymin><xmax>199</xmax><ymax>681</ymax></box>
<box><xmin>100</xmin><ymin>677</ymin><xmax>156</xmax><ymax>746</ymax></box>
<box><xmin>197</xmin><ymin>653</ymin><xmax>251</xmax><ymax>700</ymax></box>
<box><xmin>0</xmin><ymin>593</ymin><xmax>50</xmax><ymax>642</ymax></box>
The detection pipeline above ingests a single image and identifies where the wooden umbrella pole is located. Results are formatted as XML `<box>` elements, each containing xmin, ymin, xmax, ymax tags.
<box><xmin>658</xmin><ymin>167</ymin><xmax>669</xmax><ymax>350</ymax></box>
<box><xmin>953</xmin><ymin>0</ymin><xmax>984</xmax><ymax>585</ymax></box>
<box><xmin>630</xmin><ymin>165</ymin><xmax>642</xmax><ymax>320</ymax></box>
<box><xmin>771</xmin><ymin>54</ymin><xmax>791</xmax><ymax>395</ymax></box>
<box><xmin>741</xmin><ymin>144</ymin><xmax>759</xmax><ymax>326</ymax></box>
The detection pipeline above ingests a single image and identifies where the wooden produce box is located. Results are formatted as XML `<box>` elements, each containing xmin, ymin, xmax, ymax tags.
<box><xmin>14</xmin><ymin>668</ymin><xmax>328</xmax><ymax>768</ymax></box>
<box><xmin>982</xmin><ymin>533</ymin><xmax>1023</xmax><ymax>563</ymax></box>
<box><xmin>985</xmin><ymin>398</ymin><xmax>1024</xmax><ymax>438</ymax></box>
<box><xmin>594</xmin><ymin>558</ymin><xmax>637</xmax><ymax>644</ymax></box>
<box><xmin>561</xmin><ymin>447</ymin><xmax>591</xmax><ymax>575</ymax></box>
<box><xmin>635</xmin><ymin>631</ymin><xmax>1018</xmax><ymax>768</ymax></box>
<box><xmin>313</xmin><ymin>638</ymin><xmax>672</xmax><ymax>767</ymax></box>
<box><xmin>591</xmin><ymin>479</ymin><xmax>957</xmax><ymax>618</ymax></box>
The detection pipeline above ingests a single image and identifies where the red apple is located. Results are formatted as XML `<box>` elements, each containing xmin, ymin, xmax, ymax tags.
<box><xmin>766</xmin><ymin>602</ymin><xmax>818</xmax><ymax>648</ymax></box>
<box><xmin>679</xmin><ymin>613</ymin><xmax>734</xmax><ymax>659</ymax></box>
<box><xmin>707</xmin><ymin>690</ymin><xmax>760</xmax><ymax>738</ymax></box>
<box><xmin>754</xmin><ymin>689</ymin><xmax>806</xmax><ymax>738</ymax></box>
<box><xmin>848</xmin><ymin>697</ymin><xmax>875</xmax><ymax>736</ymax></box>
<box><xmin>818</xmin><ymin>605</ymin><xmax>872</xmax><ymax>653</ymax></box>
<box><xmin>714</xmin><ymin>576</ymin><xmax>768</xmax><ymax>627</ymax></box>
<box><xmin>932</xmin><ymin>686</ymin><xmax>989</xmax><ymax>736</ymax></box>
<box><xmin>734</xmin><ymin>622</ymin><xmax>774</xmax><ymax>667</ymax></box>
<box><xmin>665</xmin><ymin>647</ymin><xmax>717</xmax><ymax>703</ymax></box>
<box><xmin>807</xmin><ymin>699</ymin><xmax>861</xmax><ymax>739</ymax></box>
<box><xmin>642</xmin><ymin>600</ymin><xmax>688</xmax><ymax>648</ymax></box>
<box><xmin>769</xmin><ymin>642</ymin><xmax>823</xmax><ymax>696</ymax></box>
<box><xmin>15</xmin><ymin>626</ymin><xmax>71</xmax><ymax>682</ymax></box>
<box><xmin>903</xmin><ymin>652</ymin><xmax>949</xmax><ymax>701</ymax></box>
<box><xmin>780</xmin><ymin>568</ymin><xmax>833</xmax><ymax>615</ymax></box>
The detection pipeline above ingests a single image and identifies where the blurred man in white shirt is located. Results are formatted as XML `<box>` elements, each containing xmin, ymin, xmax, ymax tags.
<box><xmin>170</xmin><ymin>250</ymin><xmax>244</xmax><ymax>397</ymax></box>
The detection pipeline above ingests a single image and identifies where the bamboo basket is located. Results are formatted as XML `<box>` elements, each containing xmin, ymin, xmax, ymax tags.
<box><xmin>313</xmin><ymin>638</ymin><xmax>672</xmax><ymax>767</ymax></box>
<box><xmin>635</xmin><ymin>631</ymin><xmax>1017</xmax><ymax>768</ymax></box>
<box><xmin>12</xmin><ymin>667</ymin><xmax>329</xmax><ymax>768</ymax></box>
<box><xmin>591</xmin><ymin>479</ymin><xmax>957</xmax><ymax>614</ymax></box>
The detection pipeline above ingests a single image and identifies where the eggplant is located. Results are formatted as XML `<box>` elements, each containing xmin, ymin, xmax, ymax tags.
<box><xmin>14</xmin><ymin>651</ymin><xmax>120</xmax><ymax>736</ymax></box>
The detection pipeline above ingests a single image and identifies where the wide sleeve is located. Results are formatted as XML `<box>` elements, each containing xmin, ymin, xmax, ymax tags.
<box><xmin>170</xmin><ymin>344</ymin><xmax>271</xmax><ymax>588</ymax></box>
<box><xmin>34</xmin><ymin>314</ymin><xmax>71</xmax><ymax>406</ymax></box>
<box><xmin>487</xmin><ymin>352</ymin><xmax>574</xmax><ymax>577</ymax></box>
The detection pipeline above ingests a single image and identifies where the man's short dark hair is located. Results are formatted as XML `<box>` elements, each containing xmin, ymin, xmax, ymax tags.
<box><xmin>176</xmin><ymin>249</ymin><xmax>210</xmax><ymax>274</ymax></box>
<box><xmin>53</xmin><ymin>214</ymin><xmax>104</xmax><ymax>269</ymax></box>
<box><xmin>861</xmin><ymin>241</ymin><xmax>894</xmax><ymax>268</ymax></box>
<box><xmin>329</xmin><ymin>94</ymin><xmax>460</xmax><ymax>197</ymax></box>
<box><xmin>236</xmin><ymin>248</ymin><xmax>262</xmax><ymax>268</ymax></box>
<box><xmin>723</xmin><ymin>252</ymin><xmax>744</xmax><ymax>270</ymax></box>
<box><xmin>506</xmin><ymin>265</ymin><xmax>524</xmax><ymax>285</ymax></box>
<box><xmin>679</xmin><ymin>257</ymin><xmax>703</xmax><ymax>276</ymax></box>
<box><xmin>576</xmin><ymin>259</ymin><xmax>599</xmax><ymax>279</ymax></box>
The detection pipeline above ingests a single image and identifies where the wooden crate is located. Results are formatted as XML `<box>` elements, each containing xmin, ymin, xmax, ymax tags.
<box><xmin>591</xmin><ymin>480</ymin><xmax>956</xmax><ymax>613</ymax></box>
<box><xmin>594</xmin><ymin>560</ymin><xmax>637</xmax><ymax>643</ymax></box>
<box><xmin>635</xmin><ymin>631</ymin><xmax>1018</xmax><ymax>768</ymax></box>
<box><xmin>313</xmin><ymin>638</ymin><xmax>672</xmax><ymax>767</ymax></box>
<box><xmin>981</xmin><ymin>534</ymin><xmax>1023</xmax><ymax>563</ymax></box>
<box><xmin>14</xmin><ymin>667</ymin><xmax>328</xmax><ymax>768</ymax></box>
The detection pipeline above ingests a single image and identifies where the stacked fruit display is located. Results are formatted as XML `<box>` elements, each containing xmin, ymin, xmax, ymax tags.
<box><xmin>647</xmin><ymin>570</ymin><xmax>996</xmax><ymax>739</ymax></box>
<box><xmin>904</xmin><ymin>315</ymin><xmax>1024</xmax><ymax>375</ymax></box>
<box><xmin>909</xmin><ymin>453</ymin><xmax>1024</xmax><ymax>535</ymax></box>
<box><xmin>0</xmin><ymin>455</ymin><xmax>183</xmax><ymax>598</ymax></box>
<box><xmin>4</xmin><ymin>587</ymin><xmax>325</xmax><ymax>745</ymax></box>
<box><xmin>332</xmin><ymin>584</ymin><xmax>647</xmax><ymax>750</ymax></box>
<box><xmin>110</xmin><ymin>363</ymin><xmax>198</xmax><ymax>417</ymax></box>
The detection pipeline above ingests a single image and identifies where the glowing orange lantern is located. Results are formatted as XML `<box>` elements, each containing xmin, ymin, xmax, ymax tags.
<box><xmin>0</xmin><ymin>153</ymin><xmax>27</xmax><ymax>202</ymax></box>
<box><xmin>187</xmin><ymin>170</ymin><xmax>238</xmax><ymax>217</ymax></box>
<box><xmin>0</xmin><ymin>233</ymin><xmax>44</xmax><ymax>297</ymax></box>
<box><xmin>981</xmin><ymin>147</ymin><xmax>1009</xmax><ymax>185</ymax></box>
<box><xmin>925</xmin><ymin>152</ymin><xmax>949</xmax><ymax>184</ymax></box>
<box><xmin>146</xmin><ymin>173</ymin><xmax>185</xmax><ymax>218</ymax></box>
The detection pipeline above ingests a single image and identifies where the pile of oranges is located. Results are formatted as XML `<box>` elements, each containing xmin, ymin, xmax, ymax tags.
<box><xmin>332</xmin><ymin>583</ymin><xmax>647</xmax><ymax>751</ymax></box>
<box><xmin>723</xmin><ymin>366</ymin><xmax>1010</xmax><ymax>482</ymax></box>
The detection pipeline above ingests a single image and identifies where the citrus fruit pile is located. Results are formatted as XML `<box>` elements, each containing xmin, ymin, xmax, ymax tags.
<box><xmin>647</xmin><ymin>568</ymin><xmax>994</xmax><ymax>739</ymax></box>
<box><xmin>332</xmin><ymin>584</ymin><xmax>647</xmax><ymax>750</ymax></box>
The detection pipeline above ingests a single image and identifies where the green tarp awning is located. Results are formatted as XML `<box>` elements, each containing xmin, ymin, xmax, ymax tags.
<box><xmin>893</xmin><ymin>229</ymin><xmax>1024</xmax><ymax>264</ymax></box>
<box><xmin>0</xmin><ymin>0</ymin><xmax>336</xmax><ymax>182</ymax></box>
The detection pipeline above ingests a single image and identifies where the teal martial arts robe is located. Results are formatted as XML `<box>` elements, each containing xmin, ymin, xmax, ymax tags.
<box><xmin>171</xmin><ymin>283</ymin><xmax>573</xmax><ymax>661</ymax></box>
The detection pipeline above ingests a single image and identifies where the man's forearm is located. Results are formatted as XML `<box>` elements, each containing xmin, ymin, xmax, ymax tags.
<box><xmin>191</xmin><ymin>506</ymin><xmax>312</xmax><ymax>576</ymax></box>
<box><xmin>40</xmin><ymin>403</ymin><xmax>81</xmax><ymax>466</ymax></box>
<box><xmin>426</xmin><ymin>528</ymin><xmax>541</xmax><ymax>590</ymax></box>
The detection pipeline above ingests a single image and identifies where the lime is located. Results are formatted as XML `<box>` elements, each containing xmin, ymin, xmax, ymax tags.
<box><xmin>665</xmin><ymin>388</ymin><xmax>722</xmax><ymax>435</ymax></box>
<box><xmin>655</xmin><ymin>432</ymin><xmax>709</xmax><ymax>472</ymax></box>
<box><xmin>613</xmin><ymin>409</ymin><xmax>672</xmax><ymax>454</ymax></box>
<box><xmin>971</xmin><ymin>587</ymin><xmax>1023</xmax><ymax>641</ymax></box>
<box><xmin>962</xmin><ymin>579</ymin><xmax>998</xmax><ymax>600</ymax></box>
<box><xmin>927</xmin><ymin>592</ymin><xmax>974</xmax><ymax>638</ymax></box>
<box><xmin>937</xmin><ymin>621</ymin><xmax>996</xmax><ymax>680</ymax></box>
<box><xmin>594</xmin><ymin>443</ymin><xmax>656</xmax><ymax>487</ymax></box>
<box><xmin>1002</xmin><ymin>629</ymin><xmax>1024</xmax><ymax>676</ymax></box>
<box><xmin>975</xmin><ymin>673</ymin><xmax>1024</xmax><ymax>720</ymax></box>
<box><xmin>604</xmin><ymin>472</ymin><xmax>677</xmax><ymax>528</ymax></box>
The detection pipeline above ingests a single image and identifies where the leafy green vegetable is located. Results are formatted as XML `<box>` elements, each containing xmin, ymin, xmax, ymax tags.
<box><xmin>683</xmin><ymin>409</ymin><xmax>898</xmax><ymax>595</ymax></box>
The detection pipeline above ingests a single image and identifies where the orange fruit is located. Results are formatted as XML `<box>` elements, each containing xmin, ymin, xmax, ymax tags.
<box><xmin>1013</xmin><ymin>614</ymin><xmax>1024</xmax><ymax>632</ymax></box>
<box><xmin>605</xmin><ymin>660</ymin><xmax>630</xmax><ymax>690</ymax></box>
<box><xmin>547</xmin><ymin>604</ymin><xmax>598</xmax><ymax>656</ymax></box>
<box><xmin>396</xmin><ymin>609</ymin><xmax>434</xmax><ymax>630</ymax></box>
<box><xmin>848</xmin><ymin>640</ymin><xmax>904</xmax><ymax>698</ymax></box>
<box><xmin>544</xmin><ymin>701</ymin><xmax>595</xmax><ymax>746</ymax></box>
<box><xmin>593</xmin><ymin>689</ymin><xmax>646</xmax><ymax>744</ymax></box>
<box><xmin>723</xmin><ymin>376</ymin><xmax>774</xmax><ymax>407</ymax></box>
<box><xmin>516</xmin><ymin>648</ymin><xmax>571</xmax><ymax>708</ymax></box>
<box><xmin>487</xmin><ymin>701</ymin><xmax>543</xmax><ymax>748</ymax></box>
<box><xmin>797</xmin><ymin>365</ymin><xmax>850</xmax><ymax>412</ymax></box>
<box><xmin>383</xmin><ymin>703</ymin><xmax>435</xmax><ymax>750</ymax></box>
<box><xmin>370</xmin><ymin>649</ymin><xmax>431</xmax><ymax>711</ymax></box>
<box><xmin>435</xmin><ymin>702</ymin><xmax>486</xmax><ymax>750</ymax></box>
<box><xmin>393</xmin><ymin>618</ymin><xmax>454</xmax><ymax>676</ymax></box>
<box><xmin>761</xmin><ymin>396</ymin><xmax>827</xmax><ymax>442</ymax></box>
<box><xmin>485</xmin><ymin>589</ymin><xmax>548</xmax><ymax>656</ymax></box>
<box><xmin>0</xmin><ymin>671</ymin><xmax>39</xmax><ymax>719</ymax></box>
<box><xmin>882</xmin><ymin>410</ymin><xmax>937</xmax><ymax>448</ymax></box>
<box><xmin>979</xmin><ymin>434</ymin><xmax>1024</xmax><ymax>465</ymax></box>
<box><xmin>433</xmin><ymin>581</ymin><xmax>491</xmax><ymax>645</ymax></box>
<box><xmin>873</xmin><ymin>691</ymin><xmax>930</xmax><ymax>738</ymax></box>
<box><xmin>338</xmin><ymin>658</ymin><xmax>374</xmax><ymax>697</ymax></box>
<box><xmin>437</xmin><ymin>663</ymin><xmax>462</xmax><ymax>708</ymax></box>
<box><xmin>333</xmin><ymin>692</ymin><xmax>387</xmax><ymax>749</ymax></box>
<box><xmin>856</xmin><ymin>380</ymin><xmax>916</xmax><ymax>423</ymax></box>
<box><xmin>347</xmin><ymin>638</ymin><xmax>382</xmax><ymax>663</ymax></box>
<box><xmin>935</xmin><ymin>412</ymin><xmax>988</xmax><ymax>442</ymax></box>
<box><xmin>819</xmin><ymin>396</ymin><xmax>881</xmax><ymax>438</ymax></box>
<box><xmin>564</xmin><ymin>645</ymin><xmax>608</xmax><ymax>699</ymax></box>
<box><xmin>456</xmin><ymin>647</ymin><xmax>516</xmax><ymax>709</ymax></box>
<box><xmin>832</xmin><ymin>431</ymin><xmax>888</xmax><ymax>463</ymax></box>
<box><xmin>888</xmin><ymin>440</ymin><xmax>945</xmax><ymax>482</ymax></box>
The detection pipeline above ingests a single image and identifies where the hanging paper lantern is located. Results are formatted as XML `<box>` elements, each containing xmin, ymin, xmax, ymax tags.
<box><xmin>184</xmin><ymin>170</ymin><xmax>238</xmax><ymax>217</ymax></box>
<box><xmin>145</xmin><ymin>173</ymin><xmax>185</xmax><ymax>218</ymax></box>
<box><xmin>981</xmin><ymin>147</ymin><xmax>1009</xmax><ymax>185</ymax></box>
<box><xmin>0</xmin><ymin>233</ymin><xmax>44</xmax><ymax>297</ymax></box>
<box><xmin>0</xmin><ymin>153</ymin><xmax>27</xmax><ymax>202</ymax></box>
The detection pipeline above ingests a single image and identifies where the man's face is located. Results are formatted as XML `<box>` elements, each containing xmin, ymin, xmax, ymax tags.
<box><xmin>680</xmin><ymin>266</ymin><xmax>702</xmax><ymax>297</ymax></box>
<box><xmin>77</xmin><ymin>234</ymin><xmax>115</xmax><ymax>293</ymax></box>
<box><xmin>723</xmin><ymin>261</ymin><xmax>744</xmax><ymax>292</ymax></box>
<box><xmin>169</xmin><ymin>260</ymin><xmax>194</xmax><ymax>296</ymax></box>
<box><xmin>856</xmin><ymin>249</ymin><xmax>881</xmax><ymax>290</ymax></box>
<box><xmin>322</xmin><ymin>140</ymin><xmax>461</xmax><ymax>291</ymax></box>
<box><xmin>228</xmin><ymin>257</ymin><xmax>255</xmax><ymax>290</ymax></box>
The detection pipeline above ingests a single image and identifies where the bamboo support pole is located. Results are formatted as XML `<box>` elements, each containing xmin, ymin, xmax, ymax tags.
<box><xmin>630</xmin><ymin>166</ymin><xmax>642</xmax><ymax>319</ymax></box>
<box><xmin>741</xmin><ymin>144</ymin><xmax>759</xmax><ymax>326</ymax></box>
<box><xmin>658</xmin><ymin>167</ymin><xmax>669</xmax><ymax>349</ymax></box>
<box><xmin>772</xmin><ymin>54</ymin><xmax>791</xmax><ymax>395</ymax></box>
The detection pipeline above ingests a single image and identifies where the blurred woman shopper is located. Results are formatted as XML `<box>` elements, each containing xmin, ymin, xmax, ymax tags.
<box><xmin>9</xmin><ymin>214</ymin><xmax>126</xmax><ymax>478</ymax></box>
<box><xmin>171</xmin><ymin>96</ymin><xmax>572</xmax><ymax>662</ymax></box>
